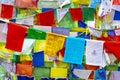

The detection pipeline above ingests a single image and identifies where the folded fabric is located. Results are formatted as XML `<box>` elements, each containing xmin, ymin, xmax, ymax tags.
<box><xmin>1</xmin><ymin>4</ymin><xmax>13</xmax><ymax>19</ymax></box>
<box><xmin>104</xmin><ymin>41</ymin><xmax>120</xmax><ymax>61</ymax></box>
<box><xmin>32</xmin><ymin>51</ymin><xmax>44</xmax><ymax>66</ymax></box>
<box><xmin>27</xmin><ymin>28</ymin><xmax>46</xmax><ymax>40</ymax></box>
<box><xmin>69</xmin><ymin>8</ymin><xmax>82</xmax><ymax>21</ymax></box>
<box><xmin>16</xmin><ymin>63</ymin><xmax>33</xmax><ymax>76</ymax></box>
<box><xmin>85</xmin><ymin>40</ymin><xmax>104</xmax><ymax>66</ymax></box>
<box><xmin>36</xmin><ymin>10</ymin><xmax>55</xmax><ymax>26</ymax></box>
<box><xmin>5</xmin><ymin>22</ymin><xmax>27</xmax><ymax>52</ymax></box>
<box><xmin>64</xmin><ymin>37</ymin><xmax>85</xmax><ymax>64</ymax></box>
<box><xmin>45</xmin><ymin>32</ymin><xmax>65</xmax><ymax>56</ymax></box>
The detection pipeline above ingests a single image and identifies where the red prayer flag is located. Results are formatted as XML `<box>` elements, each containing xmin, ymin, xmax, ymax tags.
<box><xmin>1</xmin><ymin>4</ymin><xmax>13</xmax><ymax>19</ymax></box>
<box><xmin>5</xmin><ymin>22</ymin><xmax>27</xmax><ymax>52</ymax></box>
<box><xmin>69</xmin><ymin>8</ymin><xmax>82</xmax><ymax>21</ymax></box>
<box><xmin>104</xmin><ymin>41</ymin><xmax>120</xmax><ymax>61</ymax></box>
<box><xmin>112</xmin><ymin>0</ymin><xmax>120</xmax><ymax>5</ymax></box>
<box><xmin>15</xmin><ymin>0</ymin><xmax>38</xmax><ymax>8</ymax></box>
<box><xmin>36</xmin><ymin>10</ymin><xmax>56</xmax><ymax>26</ymax></box>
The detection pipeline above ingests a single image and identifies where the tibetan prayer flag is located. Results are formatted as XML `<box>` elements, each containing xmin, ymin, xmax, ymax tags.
<box><xmin>69</xmin><ymin>8</ymin><xmax>82</xmax><ymax>21</ymax></box>
<box><xmin>52</xmin><ymin>27</ymin><xmax>69</xmax><ymax>36</ymax></box>
<box><xmin>16</xmin><ymin>63</ymin><xmax>33</xmax><ymax>76</ymax></box>
<box><xmin>50</xmin><ymin>68</ymin><xmax>68</xmax><ymax>78</ymax></box>
<box><xmin>33</xmin><ymin>40</ymin><xmax>46</xmax><ymax>52</ymax></box>
<box><xmin>15</xmin><ymin>0</ymin><xmax>38</xmax><ymax>8</ymax></box>
<box><xmin>1</xmin><ymin>4</ymin><xmax>13</xmax><ymax>19</ymax></box>
<box><xmin>5</xmin><ymin>22</ymin><xmax>27</xmax><ymax>52</ymax></box>
<box><xmin>64</xmin><ymin>37</ymin><xmax>85</xmax><ymax>64</ymax></box>
<box><xmin>27</xmin><ymin>28</ymin><xmax>46</xmax><ymax>40</ymax></box>
<box><xmin>114</xmin><ymin>10</ymin><xmax>120</xmax><ymax>20</ymax></box>
<box><xmin>82</xmin><ymin>8</ymin><xmax>95</xmax><ymax>21</ymax></box>
<box><xmin>36</xmin><ymin>10</ymin><xmax>55</xmax><ymax>26</ymax></box>
<box><xmin>44</xmin><ymin>32</ymin><xmax>65</xmax><ymax>56</ymax></box>
<box><xmin>32</xmin><ymin>51</ymin><xmax>44</xmax><ymax>66</ymax></box>
<box><xmin>85</xmin><ymin>40</ymin><xmax>104</xmax><ymax>66</ymax></box>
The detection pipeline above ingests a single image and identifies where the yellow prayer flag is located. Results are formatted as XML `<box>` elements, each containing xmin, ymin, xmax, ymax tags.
<box><xmin>102</xmin><ymin>32</ymin><xmax>108</xmax><ymax>37</ymax></box>
<box><xmin>20</xmin><ymin>54</ymin><xmax>32</xmax><ymax>61</ymax></box>
<box><xmin>72</xmin><ymin>0</ymin><xmax>90</xmax><ymax>5</ymax></box>
<box><xmin>44</xmin><ymin>32</ymin><xmax>65</xmax><ymax>56</ymax></box>
<box><xmin>0</xmin><ymin>42</ymin><xmax>13</xmax><ymax>54</ymax></box>
<box><xmin>106</xmin><ymin>14</ymin><xmax>111</xmax><ymax>23</ymax></box>
<box><xmin>33</xmin><ymin>40</ymin><xmax>46</xmax><ymax>53</ymax></box>
<box><xmin>50</xmin><ymin>68</ymin><xmax>68</xmax><ymax>78</ymax></box>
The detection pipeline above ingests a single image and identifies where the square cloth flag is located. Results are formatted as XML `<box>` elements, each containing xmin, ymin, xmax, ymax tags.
<box><xmin>5</xmin><ymin>22</ymin><xmax>27</xmax><ymax>52</ymax></box>
<box><xmin>36</xmin><ymin>10</ymin><xmax>55</xmax><ymax>26</ymax></box>
<box><xmin>15</xmin><ymin>0</ymin><xmax>38</xmax><ymax>8</ymax></box>
<box><xmin>69</xmin><ymin>8</ymin><xmax>82</xmax><ymax>21</ymax></box>
<box><xmin>1</xmin><ymin>4</ymin><xmax>13</xmax><ymax>19</ymax></box>
<box><xmin>85</xmin><ymin>40</ymin><xmax>104</xmax><ymax>66</ymax></box>
<box><xmin>64</xmin><ymin>37</ymin><xmax>85</xmax><ymax>64</ymax></box>
<box><xmin>45</xmin><ymin>32</ymin><xmax>65</xmax><ymax>56</ymax></box>
<box><xmin>50</xmin><ymin>68</ymin><xmax>68</xmax><ymax>78</ymax></box>
<box><xmin>27</xmin><ymin>28</ymin><xmax>46</xmax><ymax>40</ymax></box>
<box><xmin>33</xmin><ymin>40</ymin><xmax>46</xmax><ymax>52</ymax></box>
<box><xmin>82</xmin><ymin>8</ymin><xmax>95</xmax><ymax>21</ymax></box>
<box><xmin>32</xmin><ymin>51</ymin><xmax>44</xmax><ymax>66</ymax></box>
<box><xmin>52</xmin><ymin>27</ymin><xmax>70</xmax><ymax>36</ymax></box>
<box><xmin>114</xmin><ymin>10</ymin><xmax>120</xmax><ymax>20</ymax></box>
<box><xmin>72</xmin><ymin>0</ymin><xmax>90</xmax><ymax>5</ymax></box>
<box><xmin>17</xmin><ymin>75</ymin><xmax>34</xmax><ymax>80</ymax></box>
<box><xmin>16</xmin><ymin>63</ymin><xmax>33</xmax><ymax>76</ymax></box>
<box><xmin>33</xmin><ymin>67</ymin><xmax>50</xmax><ymax>79</ymax></box>
<box><xmin>112</xmin><ymin>0</ymin><xmax>120</xmax><ymax>5</ymax></box>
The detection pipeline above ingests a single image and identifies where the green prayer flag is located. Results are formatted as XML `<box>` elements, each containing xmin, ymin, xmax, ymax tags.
<box><xmin>82</xmin><ymin>8</ymin><xmax>95</xmax><ymax>21</ymax></box>
<box><xmin>106</xmin><ymin>65</ymin><xmax>118</xmax><ymax>71</ymax></box>
<box><xmin>33</xmin><ymin>67</ymin><xmax>50</xmax><ymax>80</ymax></box>
<box><xmin>27</xmin><ymin>28</ymin><xmax>46</xmax><ymax>40</ymax></box>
